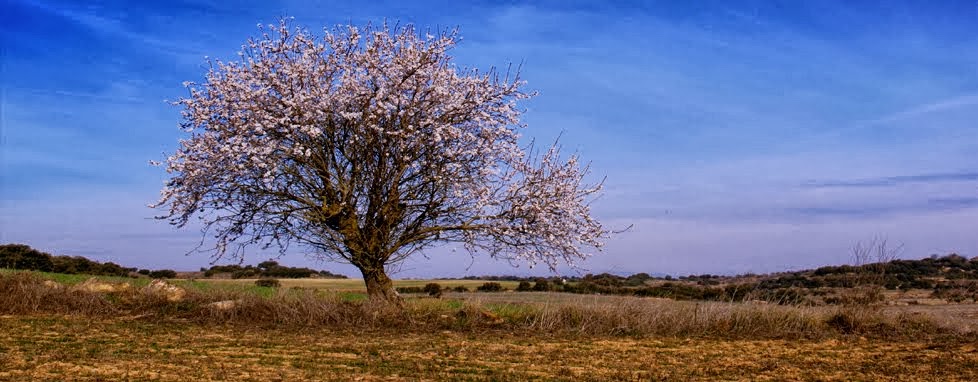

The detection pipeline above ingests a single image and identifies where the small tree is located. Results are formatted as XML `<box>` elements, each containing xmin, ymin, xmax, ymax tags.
<box><xmin>153</xmin><ymin>20</ymin><xmax>608</xmax><ymax>305</ymax></box>
<box><xmin>422</xmin><ymin>282</ymin><xmax>443</xmax><ymax>298</ymax></box>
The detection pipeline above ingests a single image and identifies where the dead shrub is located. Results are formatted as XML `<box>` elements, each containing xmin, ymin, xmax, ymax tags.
<box><xmin>0</xmin><ymin>272</ymin><xmax>116</xmax><ymax>316</ymax></box>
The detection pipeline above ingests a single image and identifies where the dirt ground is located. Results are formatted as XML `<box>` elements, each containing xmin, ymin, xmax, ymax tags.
<box><xmin>1</xmin><ymin>315</ymin><xmax>976</xmax><ymax>381</ymax></box>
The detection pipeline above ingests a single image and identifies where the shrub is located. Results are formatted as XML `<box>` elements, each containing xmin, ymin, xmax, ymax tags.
<box><xmin>515</xmin><ymin>281</ymin><xmax>533</xmax><ymax>291</ymax></box>
<box><xmin>203</xmin><ymin>262</ymin><xmax>348</xmax><ymax>279</ymax></box>
<box><xmin>583</xmin><ymin>273</ymin><xmax>624</xmax><ymax>287</ymax></box>
<box><xmin>932</xmin><ymin>282</ymin><xmax>978</xmax><ymax>303</ymax></box>
<box><xmin>38</xmin><ymin>254</ymin><xmax>134</xmax><ymax>277</ymax></box>
<box><xmin>624</xmin><ymin>273</ymin><xmax>651</xmax><ymax>287</ymax></box>
<box><xmin>722</xmin><ymin>283</ymin><xmax>756</xmax><ymax>302</ymax></box>
<box><xmin>825</xmin><ymin>311</ymin><xmax>860</xmax><ymax>334</ymax></box>
<box><xmin>255</xmin><ymin>278</ymin><xmax>281</xmax><ymax>288</ymax></box>
<box><xmin>564</xmin><ymin>281</ymin><xmax>601</xmax><ymax>294</ymax></box>
<box><xmin>395</xmin><ymin>286</ymin><xmax>423</xmax><ymax>294</ymax></box>
<box><xmin>532</xmin><ymin>278</ymin><xmax>552</xmax><ymax>291</ymax></box>
<box><xmin>318</xmin><ymin>269</ymin><xmax>348</xmax><ymax>279</ymax></box>
<box><xmin>476</xmin><ymin>282</ymin><xmax>504</xmax><ymax>292</ymax></box>
<box><xmin>824</xmin><ymin>286</ymin><xmax>884</xmax><ymax>306</ymax></box>
<box><xmin>423</xmin><ymin>283</ymin><xmax>443</xmax><ymax>298</ymax></box>
<box><xmin>149</xmin><ymin>269</ymin><xmax>178</xmax><ymax>279</ymax></box>
<box><xmin>137</xmin><ymin>269</ymin><xmax>151</xmax><ymax>275</ymax></box>
<box><xmin>232</xmin><ymin>269</ymin><xmax>260</xmax><ymax>279</ymax></box>
<box><xmin>0</xmin><ymin>244</ymin><xmax>54</xmax><ymax>272</ymax></box>
<box><xmin>452</xmin><ymin>285</ymin><xmax>469</xmax><ymax>293</ymax></box>
<box><xmin>258</xmin><ymin>260</ymin><xmax>318</xmax><ymax>278</ymax></box>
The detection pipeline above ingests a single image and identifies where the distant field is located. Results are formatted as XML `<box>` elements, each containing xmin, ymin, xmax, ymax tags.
<box><xmin>195</xmin><ymin>277</ymin><xmax>522</xmax><ymax>292</ymax></box>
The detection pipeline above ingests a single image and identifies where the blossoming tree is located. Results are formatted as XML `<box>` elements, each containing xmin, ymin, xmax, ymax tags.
<box><xmin>153</xmin><ymin>20</ymin><xmax>608</xmax><ymax>304</ymax></box>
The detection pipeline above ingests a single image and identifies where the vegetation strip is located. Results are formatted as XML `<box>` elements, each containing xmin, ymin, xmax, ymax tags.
<box><xmin>1</xmin><ymin>271</ymin><xmax>974</xmax><ymax>340</ymax></box>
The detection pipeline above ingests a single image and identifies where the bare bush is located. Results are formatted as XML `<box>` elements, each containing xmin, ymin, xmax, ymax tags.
<box><xmin>841</xmin><ymin>236</ymin><xmax>903</xmax><ymax>306</ymax></box>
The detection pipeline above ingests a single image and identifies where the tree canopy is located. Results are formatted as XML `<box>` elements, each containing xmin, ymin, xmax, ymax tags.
<box><xmin>153</xmin><ymin>20</ymin><xmax>609</xmax><ymax>303</ymax></box>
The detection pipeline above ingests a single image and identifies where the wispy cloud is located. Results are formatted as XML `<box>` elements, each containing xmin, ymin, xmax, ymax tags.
<box><xmin>804</xmin><ymin>171</ymin><xmax>978</xmax><ymax>189</ymax></box>
<box><xmin>787</xmin><ymin>197</ymin><xmax>978</xmax><ymax>219</ymax></box>
<box><xmin>862</xmin><ymin>94</ymin><xmax>978</xmax><ymax>127</ymax></box>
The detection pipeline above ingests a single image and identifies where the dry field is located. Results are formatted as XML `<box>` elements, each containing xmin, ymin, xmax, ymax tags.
<box><xmin>453</xmin><ymin>292</ymin><xmax>978</xmax><ymax>334</ymax></box>
<box><xmin>3</xmin><ymin>271</ymin><xmax>978</xmax><ymax>380</ymax></box>
<box><xmin>1</xmin><ymin>315</ymin><xmax>977</xmax><ymax>381</ymax></box>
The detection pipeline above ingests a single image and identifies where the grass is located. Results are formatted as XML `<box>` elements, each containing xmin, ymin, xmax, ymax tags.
<box><xmin>0</xmin><ymin>268</ymin><xmax>147</xmax><ymax>287</ymax></box>
<box><xmin>1</xmin><ymin>270</ymin><xmax>971</xmax><ymax>339</ymax></box>
<box><xmin>1</xmin><ymin>316</ymin><xmax>976</xmax><ymax>381</ymax></box>
<box><xmin>2</xmin><ymin>270</ymin><xmax>977</xmax><ymax>380</ymax></box>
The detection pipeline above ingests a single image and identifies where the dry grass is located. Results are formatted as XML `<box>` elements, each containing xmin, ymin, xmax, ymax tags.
<box><xmin>3</xmin><ymin>271</ymin><xmax>978</xmax><ymax>380</ymax></box>
<box><xmin>1</xmin><ymin>271</ymin><xmax>972</xmax><ymax>340</ymax></box>
<box><xmin>1</xmin><ymin>315</ymin><xmax>976</xmax><ymax>381</ymax></box>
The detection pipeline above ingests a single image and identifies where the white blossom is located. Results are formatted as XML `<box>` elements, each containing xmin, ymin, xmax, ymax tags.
<box><xmin>154</xmin><ymin>19</ymin><xmax>609</xmax><ymax>300</ymax></box>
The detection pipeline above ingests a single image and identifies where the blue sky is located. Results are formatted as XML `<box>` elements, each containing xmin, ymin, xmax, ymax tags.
<box><xmin>1</xmin><ymin>0</ymin><xmax>976</xmax><ymax>277</ymax></box>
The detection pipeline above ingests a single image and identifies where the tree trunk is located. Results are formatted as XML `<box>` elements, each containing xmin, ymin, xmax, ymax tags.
<box><xmin>358</xmin><ymin>265</ymin><xmax>403</xmax><ymax>306</ymax></box>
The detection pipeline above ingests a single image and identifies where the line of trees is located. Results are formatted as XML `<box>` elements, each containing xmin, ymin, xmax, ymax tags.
<box><xmin>404</xmin><ymin>253</ymin><xmax>978</xmax><ymax>293</ymax></box>
<box><xmin>200</xmin><ymin>260</ymin><xmax>347</xmax><ymax>279</ymax></box>
<box><xmin>1</xmin><ymin>244</ymin><xmax>348</xmax><ymax>280</ymax></box>
<box><xmin>0</xmin><ymin>243</ymin><xmax>138</xmax><ymax>277</ymax></box>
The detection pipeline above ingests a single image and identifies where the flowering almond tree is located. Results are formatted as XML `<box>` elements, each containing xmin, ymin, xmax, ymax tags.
<box><xmin>153</xmin><ymin>20</ymin><xmax>608</xmax><ymax>304</ymax></box>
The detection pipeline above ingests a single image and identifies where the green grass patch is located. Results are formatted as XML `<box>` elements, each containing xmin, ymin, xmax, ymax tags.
<box><xmin>484</xmin><ymin>302</ymin><xmax>535</xmax><ymax>321</ymax></box>
<box><xmin>250</xmin><ymin>285</ymin><xmax>278</xmax><ymax>298</ymax></box>
<box><xmin>23</xmin><ymin>270</ymin><xmax>147</xmax><ymax>287</ymax></box>
<box><xmin>337</xmin><ymin>291</ymin><xmax>367</xmax><ymax>302</ymax></box>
